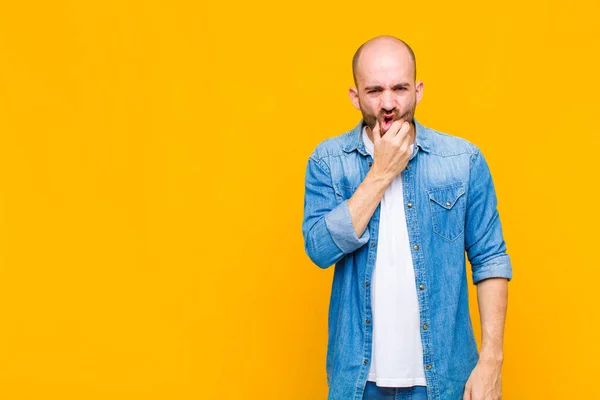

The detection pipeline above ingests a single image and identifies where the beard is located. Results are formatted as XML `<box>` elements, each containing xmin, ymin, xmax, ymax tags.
<box><xmin>361</xmin><ymin>101</ymin><xmax>417</xmax><ymax>134</ymax></box>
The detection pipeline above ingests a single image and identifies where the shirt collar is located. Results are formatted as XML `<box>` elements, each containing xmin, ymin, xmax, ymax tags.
<box><xmin>342</xmin><ymin>117</ymin><xmax>431</xmax><ymax>156</ymax></box>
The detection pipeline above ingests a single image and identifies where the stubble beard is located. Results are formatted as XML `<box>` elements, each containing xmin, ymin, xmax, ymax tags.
<box><xmin>362</xmin><ymin>102</ymin><xmax>417</xmax><ymax>134</ymax></box>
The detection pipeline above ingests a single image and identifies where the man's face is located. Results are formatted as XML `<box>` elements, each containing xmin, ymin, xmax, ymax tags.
<box><xmin>349</xmin><ymin>47</ymin><xmax>423</xmax><ymax>134</ymax></box>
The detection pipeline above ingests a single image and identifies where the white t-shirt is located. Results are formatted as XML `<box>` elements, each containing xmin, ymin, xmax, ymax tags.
<box><xmin>362</xmin><ymin>126</ymin><xmax>427</xmax><ymax>387</ymax></box>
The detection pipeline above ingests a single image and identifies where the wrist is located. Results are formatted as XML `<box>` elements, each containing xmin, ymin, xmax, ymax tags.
<box><xmin>367</xmin><ymin>166</ymin><xmax>394</xmax><ymax>187</ymax></box>
<box><xmin>479</xmin><ymin>350</ymin><xmax>504</xmax><ymax>364</ymax></box>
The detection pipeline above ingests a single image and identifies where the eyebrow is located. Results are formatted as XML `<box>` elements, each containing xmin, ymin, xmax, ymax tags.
<box><xmin>364</xmin><ymin>83</ymin><xmax>410</xmax><ymax>91</ymax></box>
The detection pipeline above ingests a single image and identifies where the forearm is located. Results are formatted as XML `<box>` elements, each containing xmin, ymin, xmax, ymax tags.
<box><xmin>347</xmin><ymin>169</ymin><xmax>392</xmax><ymax>238</ymax></box>
<box><xmin>476</xmin><ymin>277</ymin><xmax>508</xmax><ymax>363</ymax></box>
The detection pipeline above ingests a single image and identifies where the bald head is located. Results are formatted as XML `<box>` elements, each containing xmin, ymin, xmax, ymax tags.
<box><xmin>352</xmin><ymin>35</ymin><xmax>416</xmax><ymax>88</ymax></box>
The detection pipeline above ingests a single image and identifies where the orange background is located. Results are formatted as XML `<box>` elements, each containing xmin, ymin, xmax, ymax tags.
<box><xmin>0</xmin><ymin>1</ymin><xmax>598</xmax><ymax>399</ymax></box>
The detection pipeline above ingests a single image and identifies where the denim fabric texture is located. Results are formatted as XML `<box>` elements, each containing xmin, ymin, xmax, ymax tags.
<box><xmin>363</xmin><ymin>382</ymin><xmax>428</xmax><ymax>400</ymax></box>
<box><xmin>301</xmin><ymin>118</ymin><xmax>512</xmax><ymax>400</ymax></box>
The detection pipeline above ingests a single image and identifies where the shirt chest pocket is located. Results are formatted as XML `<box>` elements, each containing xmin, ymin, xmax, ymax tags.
<box><xmin>427</xmin><ymin>183</ymin><xmax>467</xmax><ymax>242</ymax></box>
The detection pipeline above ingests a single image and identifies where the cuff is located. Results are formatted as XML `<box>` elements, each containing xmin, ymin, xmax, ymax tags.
<box><xmin>324</xmin><ymin>199</ymin><xmax>370</xmax><ymax>254</ymax></box>
<box><xmin>472</xmin><ymin>254</ymin><xmax>513</xmax><ymax>284</ymax></box>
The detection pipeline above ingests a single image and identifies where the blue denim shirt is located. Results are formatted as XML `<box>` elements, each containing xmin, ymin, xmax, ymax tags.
<box><xmin>301</xmin><ymin>118</ymin><xmax>512</xmax><ymax>400</ymax></box>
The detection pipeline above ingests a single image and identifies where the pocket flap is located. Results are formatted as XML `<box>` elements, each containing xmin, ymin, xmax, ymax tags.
<box><xmin>428</xmin><ymin>184</ymin><xmax>466</xmax><ymax>210</ymax></box>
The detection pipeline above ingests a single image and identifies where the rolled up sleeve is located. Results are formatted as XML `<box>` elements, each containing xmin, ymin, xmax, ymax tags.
<box><xmin>464</xmin><ymin>148</ymin><xmax>513</xmax><ymax>284</ymax></box>
<box><xmin>302</xmin><ymin>156</ymin><xmax>369</xmax><ymax>269</ymax></box>
<box><xmin>325</xmin><ymin>199</ymin><xmax>370</xmax><ymax>254</ymax></box>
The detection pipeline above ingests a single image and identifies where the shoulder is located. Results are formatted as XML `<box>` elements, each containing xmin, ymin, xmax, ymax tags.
<box><xmin>308</xmin><ymin>126</ymin><xmax>357</xmax><ymax>163</ymax></box>
<box><xmin>422</xmin><ymin>124</ymin><xmax>480</xmax><ymax>157</ymax></box>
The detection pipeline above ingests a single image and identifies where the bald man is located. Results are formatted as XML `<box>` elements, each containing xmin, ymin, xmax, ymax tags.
<box><xmin>302</xmin><ymin>36</ymin><xmax>511</xmax><ymax>400</ymax></box>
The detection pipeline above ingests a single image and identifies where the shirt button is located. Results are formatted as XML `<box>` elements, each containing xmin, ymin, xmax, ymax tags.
<box><xmin>445</xmin><ymin>201</ymin><xmax>451</xmax><ymax>206</ymax></box>
<box><xmin>366</xmin><ymin>319</ymin><xmax>370</xmax><ymax>324</ymax></box>
<box><xmin>413</xmin><ymin>245</ymin><xmax>419</xmax><ymax>251</ymax></box>
<box><xmin>371</xmin><ymin>242</ymin><xmax>376</xmax><ymax>247</ymax></box>
<box><xmin>368</xmin><ymin>161</ymin><xmax>373</xmax><ymax>167</ymax></box>
<box><xmin>419</xmin><ymin>285</ymin><xmax>424</xmax><ymax>290</ymax></box>
<box><xmin>365</xmin><ymin>281</ymin><xmax>370</xmax><ymax>287</ymax></box>
<box><xmin>423</xmin><ymin>324</ymin><xmax>428</xmax><ymax>330</ymax></box>
<box><xmin>364</xmin><ymin>359</ymin><xmax>369</xmax><ymax>364</ymax></box>
<box><xmin>407</xmin><ymin>203</ymin><xmax>413</xmax><ymax>208</ymax></box>
<box><xmin>426</xmin><ymin>364</ymin><xmax>431</xmax><ymax>370</ymax></box>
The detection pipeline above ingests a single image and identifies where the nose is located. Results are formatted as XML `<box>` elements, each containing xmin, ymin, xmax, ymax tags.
<box><xmin>380</xmin><ymin>90</ymin><xmax>395</xmax><ymax>111</ymax></box>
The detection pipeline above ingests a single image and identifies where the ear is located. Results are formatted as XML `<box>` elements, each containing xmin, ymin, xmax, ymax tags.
<box><xmin>349</xmin><ymin>86</ymin><xmax>361</xmax><ymax>110</ymax></box>
<box><xmin>415</xmin><ymin>80</ymin><xmax>424</xmax><ymax>105</ymax></box>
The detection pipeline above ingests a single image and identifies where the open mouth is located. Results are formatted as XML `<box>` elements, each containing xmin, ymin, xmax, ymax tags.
<box><xmin>382</xmin><ymin>115</ymin><xmax>395</xmax><ymax>132</ymax></box>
